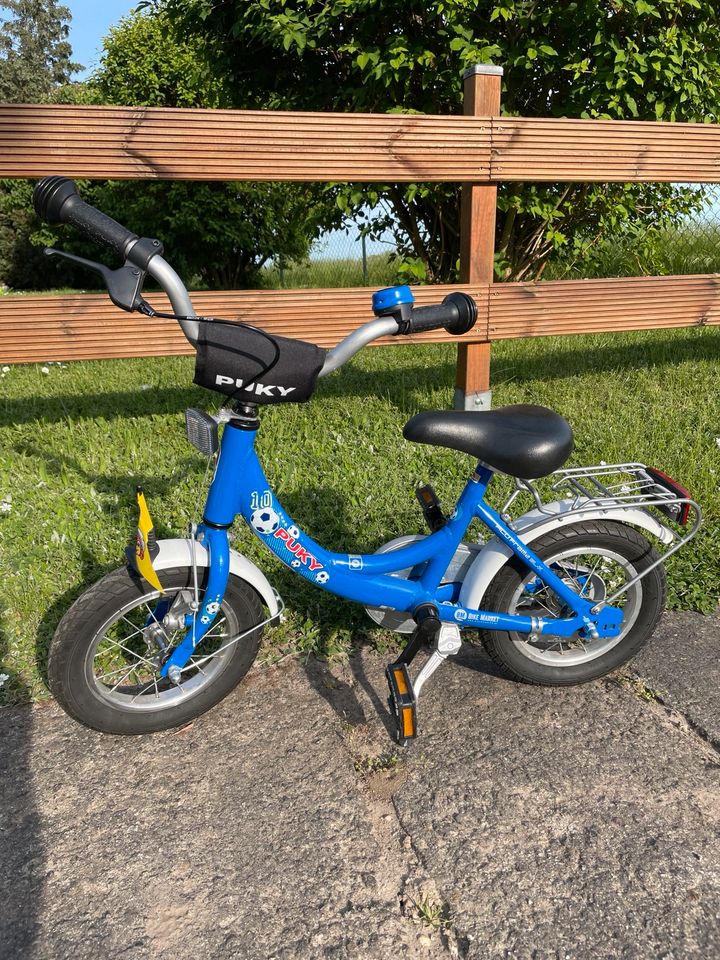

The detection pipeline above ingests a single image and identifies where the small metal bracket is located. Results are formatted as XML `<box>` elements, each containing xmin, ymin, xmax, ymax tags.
<box><xmin>463</xmin><ymin>64</ymin><xmax>504</xmax><ymax>79</ymax></box>
<box><xmin>453</xmin><ymin>387</ymin><xmax>492</xmax><ymax>412</ymax></box>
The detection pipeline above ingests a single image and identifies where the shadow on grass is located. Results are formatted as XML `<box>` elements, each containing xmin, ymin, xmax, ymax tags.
<box><xmin>3</xmin><ymin>326</ymin><xmax>719</xmax><ymax>429</ymax></box>
<box><xmin>0</xmin><ymin>614</ymin><xmax>43</xmax><ymax>957</ymax></box>
<box><xmin>34</xmin><ymin>547</ymin><xmax>118</xmax><ymax>690</ymax></box>
<box><xmin>14</xmin><ymin>438</ymin><xmax>201</xmax><ymax>523</ymax></box>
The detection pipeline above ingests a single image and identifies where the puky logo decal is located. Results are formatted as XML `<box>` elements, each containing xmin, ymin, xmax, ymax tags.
<box><xmin>273</xmin><ymin>528</ymin><xmax>324</xmax><ymax>572</ymax></box>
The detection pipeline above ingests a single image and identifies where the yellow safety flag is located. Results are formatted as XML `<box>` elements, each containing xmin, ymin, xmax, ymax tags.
<box><xmin>134</xmin><ymin>487</ymin><xmax>164</xmax><ymax>593</ymax></box>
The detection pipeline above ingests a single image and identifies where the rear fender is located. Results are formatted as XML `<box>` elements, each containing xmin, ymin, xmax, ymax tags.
<box><xmin>148</xmin><ymin>538</ymin><xmax>280</xmax><ymax>618</ymax></box>
<box><xmin>459</xmin><ymin>500</ymin><xmax>673</xmax><ymax>612</ymax></box>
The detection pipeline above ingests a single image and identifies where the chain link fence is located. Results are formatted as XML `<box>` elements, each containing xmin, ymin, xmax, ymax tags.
<box><xmin>262</xmin><ymin>221</ymin><xmax>399</xmax><ymax>289</ymax></box>
<box><xmin>262</xmin><ymin>183</ymin><xmax>720</xmax><ymax>289</ymax></box>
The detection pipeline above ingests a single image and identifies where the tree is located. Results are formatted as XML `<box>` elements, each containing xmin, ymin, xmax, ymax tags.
<box><xmin>0</xmin><ymin>0</ymin><xmax>80</xmax><ymax>103</ymax></box>
<box><xmin>0</xmin><ymin>1</ymin><xmax>82</xmax><ymax>289</ymax></box>
<box><xmin>163</xmin><ymin>0</ymin><xmax>720</xmax><ymax>281</ymax></box>
<box><xmin>0</xmin><ymin>5</ymin><xmax>340</xmax><ymax>290</ymax></box>
<box><xmin>81</xmin><ymin>7</ymin><xmax>339</xmax><ymax>289</ymax></box>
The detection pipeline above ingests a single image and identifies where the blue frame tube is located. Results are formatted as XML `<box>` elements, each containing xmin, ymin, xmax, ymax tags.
<box><xmin>162</xmin><ymin>421</ymin><xmax>622</xmax><ymax>672</ymax></box>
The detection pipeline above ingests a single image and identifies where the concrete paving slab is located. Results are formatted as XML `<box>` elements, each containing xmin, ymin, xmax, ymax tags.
<box><xmin>0</xmin><ymin>664</ymin><xmax>445</xmax><ymax>960</ymax></box>
<box><xmin>1</xmin><ymin>613</ymin><xmax>718</xmax><ymax>960</ymax></box>
<box><xmin>376</xmin><ymin>644</ymin><xmax>720</xmax><ymax>960</ymax></box>
<box><xmin>632</xmin><ymin>611</ymin><xmax>720</xmax><ymax>749</ymax></box>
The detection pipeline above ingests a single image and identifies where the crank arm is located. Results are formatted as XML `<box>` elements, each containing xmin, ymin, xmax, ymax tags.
<box><xmin>386</xmin><ymin>624</ymin><xmax>462</xmax><ymax>744</ymax></box>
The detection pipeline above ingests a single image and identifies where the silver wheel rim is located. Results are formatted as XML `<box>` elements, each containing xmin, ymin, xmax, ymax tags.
<box><xmin>84</xmin><ymin>588</ymin><xmax>239</xmax><ymax>713</ymax></box>
<box><xmin>507</xmin><ymin>546</ymin><xmax>642</xmax><ymax>666</ymax></box>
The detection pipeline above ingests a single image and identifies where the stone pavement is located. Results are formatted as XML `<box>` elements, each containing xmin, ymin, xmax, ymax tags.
<box><xmin>0</xmin><ymin>612</ymin><xmax>718</xmax><ymax>960</ymax></box>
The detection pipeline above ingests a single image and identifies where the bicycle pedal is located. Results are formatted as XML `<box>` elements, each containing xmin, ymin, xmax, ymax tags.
<box><xmin>415</xmin><ymin>484</ymin><xmax>446</xmax><ymax>532</ymax></box>
<box><xmin>385</xmin><ymin>662</ymin><xmax>417</xmax><ymax>745</ymax></box>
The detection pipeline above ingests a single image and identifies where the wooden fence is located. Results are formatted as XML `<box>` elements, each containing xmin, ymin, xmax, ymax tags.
<box><xmin>2</xmin><ymin>66</ymin><xmax>720</xmax><ymax>404</ymax></box>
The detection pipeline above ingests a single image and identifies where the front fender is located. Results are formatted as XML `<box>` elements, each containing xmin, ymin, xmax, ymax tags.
<box><xmin>459</xmin><ymin>501</ymin><xmax>674</xmax><ymax>613</ymax></box>
<box><xmin>149</xmin><ymin>538</ymin><xmax>281</xmax><ymax>618</ymax></box>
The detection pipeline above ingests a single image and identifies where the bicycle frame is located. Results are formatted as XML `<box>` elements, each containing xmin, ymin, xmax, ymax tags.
<box><xmin>159</xmin><ymin>420</ymin><xmax>624</xmax><ymax>677</ymax></box>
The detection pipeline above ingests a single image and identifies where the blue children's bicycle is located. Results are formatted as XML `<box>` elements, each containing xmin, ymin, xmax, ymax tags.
<box><xmin>33</xmin><ymin>177</ymin><xmax>701</xmax><ymax>743</ymax></box>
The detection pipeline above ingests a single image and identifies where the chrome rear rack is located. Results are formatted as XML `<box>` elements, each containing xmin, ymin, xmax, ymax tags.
<box><xmin>500</xmin><ymin>462</ymin><xmax>701</xmax><ymax>608</ymax></box>
<box><xmin>551</xmin><ymin>462</ymin><xmax>684</xmax><ymax>514</ymax></box>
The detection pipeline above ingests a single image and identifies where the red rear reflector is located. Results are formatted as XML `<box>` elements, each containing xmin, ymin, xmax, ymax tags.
<box><xmin>645</xmin><ymin>468</ymin><xmax>692</xmax><ymax>525</ymax></box>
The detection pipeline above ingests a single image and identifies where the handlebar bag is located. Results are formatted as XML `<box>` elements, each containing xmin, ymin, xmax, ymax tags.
<box><xmin>193</xmin><ymin>318</ymin><xmax>327</xmax><ymax>405</ymax></box>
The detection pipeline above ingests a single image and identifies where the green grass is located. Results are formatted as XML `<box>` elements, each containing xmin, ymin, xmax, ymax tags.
<box><xmin>1</xmin><ymin>327</ymin><xmax>719</xmax><ymax>706</ymax></box>
<box><xmin>262</xmin><ymin>252</ymin><xmax>398</xmax><ymax>289</ymax></box>
<box><xmin>544</xmin><ymin>224</ymin><xmax>720</xmax><ymax>280</ymax></box>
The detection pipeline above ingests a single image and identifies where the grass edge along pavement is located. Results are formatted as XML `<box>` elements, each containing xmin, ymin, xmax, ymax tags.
<box><xmin>0</xmin><ymin>325</ymin><xmax>718</xmax><ymax>707</ymax></box>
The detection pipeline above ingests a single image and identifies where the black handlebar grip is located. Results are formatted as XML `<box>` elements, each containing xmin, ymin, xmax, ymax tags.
<box><xmin>32</xmin><ymin>176</ymin><xmax>139</xmax><ymax>259</ymax></box>
<box><xmin>405</xmin><ymin>292</ymin><xmax>477</xmax><ymax>335</ymax></box>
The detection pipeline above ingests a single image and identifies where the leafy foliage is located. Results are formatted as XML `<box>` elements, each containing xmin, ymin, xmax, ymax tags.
<box><xmin>163</xmin><ymin>0</ymin><xmax>720</xmax><ymax>280</ymax></box>
<box><xmin>0</xmin><ymin>5</ymin><xmax>340</xmax><ymax>291</ymax></box>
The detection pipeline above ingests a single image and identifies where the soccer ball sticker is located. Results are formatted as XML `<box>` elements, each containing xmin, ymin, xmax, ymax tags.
<box><xmin>251</xmin><ymin>507</ymin><xmax>280</xmax><ymax>536</ymax></box>
<box><xmin>315</xmin><ymin>571</ymin><xmax>330</xmax><ymax>584</ymax></box>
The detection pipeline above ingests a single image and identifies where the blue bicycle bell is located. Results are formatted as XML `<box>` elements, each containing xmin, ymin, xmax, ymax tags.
<box><xmin>371</xmin><ymin>285</ymin><xmax>415</xmax><ymax>318</ymax></box>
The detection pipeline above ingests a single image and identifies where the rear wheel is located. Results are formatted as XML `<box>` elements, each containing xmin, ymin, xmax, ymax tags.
<box><xmin>48</xmin><ymin>565</ymin><xmax>265</xmax><ymax>734</ymax></box>
<box><xmin>479</xmin><ymin>520</ymin><xmax>665</xmax><ymax>686</ymax></box>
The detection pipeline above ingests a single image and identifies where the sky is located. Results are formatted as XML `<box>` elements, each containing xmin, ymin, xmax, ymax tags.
<box><xmin>65</xmin><ymin>0</ymin><xmax>138</xmax><ymax>79</ymax></box>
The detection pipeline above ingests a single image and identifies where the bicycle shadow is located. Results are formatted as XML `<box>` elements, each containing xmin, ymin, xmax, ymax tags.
<box><xmin>0</xmin><ymin>614</ymin><xmax>44</xmax><ymax>957</ymax></box>
<box><xmin>34</xmin><ymin>547</ymin><xmax>129</xmax><ymax>692</ymax></box>
<box><xmin>276</xmin><ymin>485</ymin><xmax>503</xmax><ymax>740</ymax></box>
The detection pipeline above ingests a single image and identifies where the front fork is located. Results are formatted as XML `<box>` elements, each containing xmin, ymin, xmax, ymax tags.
<box><xmin>158</xmin><ymin>524</ymin><xmax>230</xmax><ymax>680</ymax></box>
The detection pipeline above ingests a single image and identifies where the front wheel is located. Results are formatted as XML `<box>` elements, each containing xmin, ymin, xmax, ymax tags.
<box><xmin>478</xmin><ymin>520</ymin><xmax>666</xmax><ymax>686</ymax></box>
<box><xmin>48</xmin><ymin>565</ymin><xmax>265</xmax><ymax>734</ymax></box>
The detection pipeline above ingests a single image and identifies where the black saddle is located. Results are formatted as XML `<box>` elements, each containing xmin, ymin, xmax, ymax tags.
<box><xmin>403</xmin><ymin>404</ymin><xmax>573</xmax><ymax>479</ymax></box>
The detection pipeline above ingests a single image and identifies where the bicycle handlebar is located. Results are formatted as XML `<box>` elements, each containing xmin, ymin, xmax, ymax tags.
<box><xmin>33</xmin><ymin>177</ymin><xmax>139</xmax><ymax>260</ymax></box>
<box><xmin>32</xmin><ymin>176</ymin><xmax>478</xmax><ymax>370</ymax></box>
<box><xmin>400</xmin><ymin>292</ymin><xmax>477</xmax><ymax>336</ymax></box>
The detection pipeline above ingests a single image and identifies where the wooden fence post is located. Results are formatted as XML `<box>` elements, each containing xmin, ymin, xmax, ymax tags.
<box><xmin>454</xmin><ymin>63</ymin><xmax>503</xmax><ymax>411</ymax></box>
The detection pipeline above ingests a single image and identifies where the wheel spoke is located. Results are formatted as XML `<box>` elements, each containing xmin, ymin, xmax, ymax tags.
<box><xmin>555</xmin><ymin>559</ymin><xmax>583</xmax><ymax>590</ymax></box>
<box><xmin>115</xmin><ymin>616</ymin><xmax>147</xmax><ymax>642</ymax></box>
<box><xmin>95</xmin><ymin>637</ymin><xmax>157</xmax><ymax>671</ymax></box>
<box><xmin>579</xmin><ymin>556</ymin><xmax>603</xmax><ymax>596</ymax></box>
<box><xmin>130</xmin><ymin>676</ymin><xmax>163</xmax><ymax>702</ymax></box>
<box><xmin>96</xmin><ymin>662</ymin><xmax>146</xmax><ymax>684</ymax></box>
<box><xmin>108</xmin><ymin>661</ymin><xmax>145</xmax><ymax>694</ymax></box>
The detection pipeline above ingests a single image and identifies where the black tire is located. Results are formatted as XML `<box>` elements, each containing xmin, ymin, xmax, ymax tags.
<box><xmin>48</xmin><ymin>565</ymin><xmax>265</xmax><ymax>734</ymax></box>
<box><xmin>479</xmin><ymin>520</ymin><xmax>666</xmax><ymax>686</ymax></box>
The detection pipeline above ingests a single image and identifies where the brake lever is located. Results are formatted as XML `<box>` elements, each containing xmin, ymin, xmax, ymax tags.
<box><xmin>44</xmin><ymin>247</ymin><xmax>146</xmax><ymax>313</ymax></box>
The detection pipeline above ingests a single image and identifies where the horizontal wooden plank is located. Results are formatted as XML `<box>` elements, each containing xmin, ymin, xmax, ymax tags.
<box><xmin>0</xmin><ymin>285</ymin><xmax>491</xmax><ymax>363</ymax></box>
<box><xmin>488</xmin><ymin>275</ymin><xmax>720</xmax><ymax>338</ymax></box>
<box><xmin>492</xmin><ymin>117</ymin><xmax>720</xmax><ymax>182</ymax></box>
<box><xmin>3</xmin><ymin>105</ymin><xmax>720</xmax><ymax>183</ymax></box>
<box><xmin>0</xmin><ymin>104</ymin><xmax>491</xmax><ymax>182</ymax></box>
<box><xmin>3</xmin><ymin>275</ymin><xmax>719</xmax><ymax>364</ymax></box>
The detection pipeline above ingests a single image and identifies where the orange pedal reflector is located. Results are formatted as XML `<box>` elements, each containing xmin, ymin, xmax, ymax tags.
<box><xmin>385</xmin><ymin>661</ymin><xmax>417</xmax><ymax>745</ymax></box>
<box><xmin>393</xmin><ymin>667</ymin><xmax>409</xmax><ymax>696</ymax></box>
<box><xmin>402</xmin><ymin>706</ymin><xmax>415</xmax><ymax>739</ymax></box>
